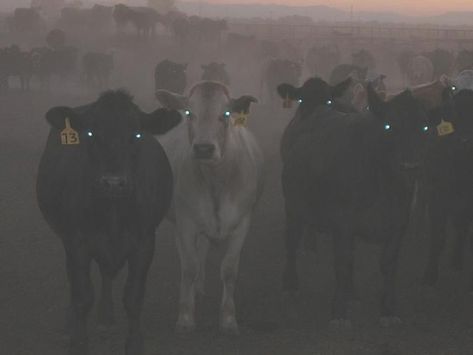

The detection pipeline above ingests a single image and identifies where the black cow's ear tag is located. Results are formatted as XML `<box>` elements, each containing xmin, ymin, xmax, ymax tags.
<box><xmin>232</xmin><ymin>111</ymin><xmax>248</xmax><ymax>127</ymax></box>
<box><xmin>60</xmin><ymin>118</ymin><xmax>80</xmax><ymax>145</ymax></box>
<box><xmin>283</xmin><ymin>95</ymin><xmax>293</xmax><ymax>109</ymax></box>
<box><xmin>437</xmin><ymin>119</ymin><xmax>455</xmax><ymax>137</ymax></box>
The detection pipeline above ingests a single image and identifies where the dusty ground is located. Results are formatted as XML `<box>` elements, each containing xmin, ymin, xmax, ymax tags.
<box><xmin>1</xmin><ymin>88</ymin><xmax>473</xmax><ymax>355</ymax></box>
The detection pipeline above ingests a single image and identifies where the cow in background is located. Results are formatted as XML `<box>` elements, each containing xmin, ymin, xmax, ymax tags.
<box><xmin>201</xmin><ymin>62</ymin><xmax>230</xmax><ymax>85</ymax></box>
<box><xmin>155</xmin><ymin>81</ymin><xmax>263</xmax><ymax>335</ymax></box>
<box><xmin>155</xmin><ymin>59</ymin><xmax>187</xmax><ymax>94</ymax></box>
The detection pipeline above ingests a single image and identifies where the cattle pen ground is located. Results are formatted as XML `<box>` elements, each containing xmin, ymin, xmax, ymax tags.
<box><xmin>1</xmin><ymin>90</ymin><xmax>473</xmax><ymax>355</ymax></box>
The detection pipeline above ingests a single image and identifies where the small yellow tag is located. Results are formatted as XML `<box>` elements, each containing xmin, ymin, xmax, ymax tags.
<box><xmin>283</xmin><ymin>95</ymin><xmax>293</xmax><ymax>109</ymax></box>
<box><xmin>437</xmin><ymin>119</ymin><xmax>455</xmax><ymax>137</ymax></box>
<box><xmin>232</xmin><ymin>112</ymin><xmax>248</xmax><ymax>127</ymax></box>
<box><xmin>60</xmin><ymin>118</ymin><xmax>80</xmax><ymax>145</ymax></box>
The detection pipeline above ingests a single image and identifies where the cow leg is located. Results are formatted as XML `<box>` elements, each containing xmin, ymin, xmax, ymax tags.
<box><xmin>282</xmin><ymin>211</ymin><xmax>305</xmax><ymax>295</ymax></box>
<box><xmin>450</xmin><ymin>216</ymin><xmax>468</xmax><ymax>271</ymax></box>
<box><xmin>65</xmin><ymin>248</ymin><xmax>93</xmax><ymax>355</ymax></box>
<box><xmin>176</xmin><ymin>223</ymin><xmax>199</xmax><ymax>333</ymax></box>
<box><xmin>220</xmin><ymin>214</ymin><xmax>250</xmax><ymax>335</ymax></box>
<box><xmin>97</xmin><ymin>264</ymin><xmax>115</xmax><ymax>328</ymax></box>
<box><xmin>123</xmin><ymin>235</ymin><xmax>155</xmax><ymax>355</ymax></box>
<box><xmin>423</xmin><ymin>206</ymin><xmax>447</xmax><ymax>286</ymax></box>
<box><xmin>379</xmin><ymin>234</ymin><xmax>403</xmax><ymax>327</ymax></box>
<box><xmin>330</xmin><ymin>230</ymin><xmax>355</xmax><ymax>328</ymax></box>
<box><xmin>195</xmin><ymin>235</ymin><xmax>209</xmax><ymax>296</ymax></box>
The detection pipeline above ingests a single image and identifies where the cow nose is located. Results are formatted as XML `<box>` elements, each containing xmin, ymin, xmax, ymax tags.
<box><xmin>98</xmin><ymin>174</ymin><xmax>129</xmax><ymax>193</ymax></box>
<box><xmin>193</xmin><ymin>143</ymin><xmax>216</xmax><ymax>159</ymax></box>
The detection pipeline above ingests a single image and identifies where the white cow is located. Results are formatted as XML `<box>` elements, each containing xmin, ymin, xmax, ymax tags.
<box><xmin>407</xmin><ymin>55</ymin><xmax>434</xmax><ymax>86</ymax></box>
<box><xmin>155</xmin><ymin>81</ymin><xmax>263</xmax><ymax>334</ymax></box>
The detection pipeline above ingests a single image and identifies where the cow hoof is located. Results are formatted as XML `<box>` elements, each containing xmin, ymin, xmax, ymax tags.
<box><xmin>220</xmin><ymin>321</ymin><xmax>240</xmax><ymax>336</ymax></box>
<box><xmin>126</xmin><ymin>333</ymin><xmax>144</xmax><ymax>355</ymax></box>
<box><xmin>379</xmin><ymin>316</ymin><xmax>402</xmax><ymax>328</ymax></box>
<box><xmin>329</xmin><ymin>319</ymin><xmax>352</xmax><ymax>331</ymax></box>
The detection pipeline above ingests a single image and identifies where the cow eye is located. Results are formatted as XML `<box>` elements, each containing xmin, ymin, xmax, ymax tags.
<box><xmin>86</xmin><ymin>130</ymin><xmax>94</xmax><ymax>137</ymax></box>
<box><xmin>384</xmin><ymin>123</ymin><xmax>392</xmax><ymax>131</ymax></box>
<box><xmin>298</xmin><ymin>99</ymin><xmax>303</xmax><ymax>104</ymax></box>
<box><xmin>326</xmin><ymin>99</ymin><xmax>333</xmax><ymax>105</ymax></box>
<box><xmin>451</xmin><ymin>85</ymin><xmax>457</xmax><ymax>91</ymax></box>
<box><xmin>224</xmin><ymin>111</ymin><xmax>231</xmax><ymax>118</ymax></box>
<box><xmin>135</xmin><ymin>132</ymin><xmax>142</xmax><ymax>139</ymax></box>
<box><xmin>184</xmin><ymin>110</ymin><xmax>191</xmax><ymax>118</ymax></box>
<box><xmin>422</xmin><ymin>125</ymin><xmax>429</xmax><ymax>133</ymax></box>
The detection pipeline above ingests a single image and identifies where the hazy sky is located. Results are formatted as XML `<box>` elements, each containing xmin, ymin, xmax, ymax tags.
<box><xmin>190</xmin><ymin>0</ymin><xmax>473</xmax><ymax>15</ymax></box>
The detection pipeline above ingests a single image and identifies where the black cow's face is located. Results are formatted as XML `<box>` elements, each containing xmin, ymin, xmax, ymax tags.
<box><xmin>277</xmin><ymin>77</ymin><xmax>352</xmax><ymax>118</ymax></box>
<box><xmin>46</xmin><ymin>91</ymin><xmax>181</xmax><ymax>198</ymax></box>
<box><xmin>367</xmin><ymin>85</ymin><xmax>433</xmax><ymax>171</ymax></box>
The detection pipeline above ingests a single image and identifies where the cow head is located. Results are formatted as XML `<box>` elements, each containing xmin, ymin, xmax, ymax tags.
<box><xmin>367</xmin><ymin>85</ymin><xmax>434</xmax><ymax>171</ymax></box>
<box><xmin>46</xmin><ymin>90</ymin><xmax>181</xmax><ymax>198</ymax></box>
<box><xmin>277</xmin><ymin>77</ymin><xmax>352</xmax><ymax>118</ymax></box>
<box><xmin>156</xmin><ymin>81</ymin><xmax>257</xmax><ymax>164</ymax></box>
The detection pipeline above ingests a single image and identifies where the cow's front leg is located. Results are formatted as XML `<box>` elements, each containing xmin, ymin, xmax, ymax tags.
<box><xmin>123</xmin><ymin>234</ymin><xmax>155</xmax><ymax>355</ymax></box>
<box><xmin>220</xmin><ymin>214</ymin><xmax>251</xmax><ymax>335</ymax></box>
<box><xmin>97</xmin><ymin>264</ymin><xmax>115</xmax><ymax>329</ymax></box>
<box><xmin>65</xmin><ymin>247</ymin><xmax>93</xmax><ymax>355</ymax></box>
<box><xmin>176</xmin><ymin>222</ymin><xmax>199</xmax><ymax>333</ymax></box>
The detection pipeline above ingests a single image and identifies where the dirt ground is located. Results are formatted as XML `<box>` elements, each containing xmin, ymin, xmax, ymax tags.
<box><xmin>2</xmin><ymin>88</ymin><xmax>473</xmax><ymax>355</ymax></box>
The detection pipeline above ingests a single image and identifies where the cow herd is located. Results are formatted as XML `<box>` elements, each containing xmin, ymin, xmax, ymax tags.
<box><xmin>0</xmin><ymin>2</ymin><xmax>467</xmax><ymax>355</ymax></box>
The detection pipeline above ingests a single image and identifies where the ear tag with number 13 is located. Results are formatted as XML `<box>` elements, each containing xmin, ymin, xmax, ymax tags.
<box><xmin>61</xmin><ymin>118</ymin><xmax>80</xmax><ymax>145</ymax></box>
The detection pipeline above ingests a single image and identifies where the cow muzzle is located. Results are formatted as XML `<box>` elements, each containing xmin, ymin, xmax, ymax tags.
<box><xmin>97</xmin><ymin>174</ymin><xmax>130</xmax><ymax>197</ymax></box>
<box><xmin>193</xmin><ymin>143</ymin><xmax>216</xmax><ymax>160</ymax></box>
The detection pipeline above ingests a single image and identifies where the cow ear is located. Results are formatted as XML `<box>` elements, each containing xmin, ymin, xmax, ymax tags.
<box><xmin>231</xmin><ymin>95</ymin><xmax>258</xmax><ymax>114</ymax></box>
<box><xmin>155</xmin><ymin>90</ymin><xmax>188</xmax><ymax>110</ymax></box>
<box><xmin>331</xmin><ymin>77</ymin><xmax>352</xmax><ymax>98</ymax></box>
<box><xmin>366</xmin><ymin>83</ymin><xmax>387</xmax><ymax>116</ymax></box>
<box><xmin>141</xmin><ymin>108</ymin><xmax>182</xmax><ymax>135</ymax></box>
<box><xmin>277</xmin><ymin>83</ymin><xmax>298</xmax><ymax>100</ymax></box>
<box><xmin>46</xmin><ymin>106</ymin><xmax>82</xmax><ymax>130</ymax></box>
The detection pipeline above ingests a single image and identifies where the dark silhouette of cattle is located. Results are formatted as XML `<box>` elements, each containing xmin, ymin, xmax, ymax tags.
<box><xmin>59</xmin><ymin>5</ymin><xmax>113</xmax><ymax>32</ymax></box>
<box><xmin>262</xmin><ymin>59</ymin><xmax>302</xmax><ymax>103</ymax></box>
<box><xmin>169</xmin><ymin>14</ymin><xmax>227</xmax><ymax>43</ymax></box>
<box><xmin>397</xmin><ymin>49</ymin><xmax>416</xmax><ymax>84</ymax></box>
<box><xmin>82</xmin><ymin>52</ymin><xmax>114</xmax><ymax>89</ymax></box>
<box><xmin>36</xmin><ymin>90</ymin><xmax>181</xmax><ymax>355</ymax></box>
<box><xmin>352</xmin><ymin>49</ymin><xmax>376</xmax><ymax>70</ymax></box>
<box><xmin>278</xmin><ymin>77</ymin><xmax>433</xmax><ymax>327</ymax></box>
<box><xmin>0</xmin><ymin>45</ymin><xmax>34</xmax><ymax>92</ymax></box>
<box><xmin>305</xmin><ymin>44</ymin><xmax>341</xmax><ymax>79</ymax></box>
<box><xmin>424</xmin><ymin>49</ymin><xmax>455</xmax><ymax>79</ymax></box>
<box><xmin>113</xmin><ymin>4</ymin><xmax>162</xmax><ymax>38</ymax></box>
<box><xmin>422</xmin><ymin>88</ymin><xmax>473</xmax><ymax>290</ymax></box>
<box><xmin>46</xmin><ymin>29</ymin><xmax>66</xmax><ymax>49</ymax></box>
<box><xmin>154</xmin><ymin>59</ymin><xmax>187</xmax><ymax>94</ymax></box>
<box><xmin>7</xmin><ymin>8</ymin><xmax>44</xmax><ymax>33</ymax></box>
<box><xmin>456</xmin><ymin>50</ymin><xmax>473</xmax><ymax>72</ymax></box>
<box><xmin>329</xmin><ymin>64</ymin><xmax>368</xmax><ymax>86</ymax></box>
<box><xmin>201</xmin><ymin>62</ymin><xmax>230</xmax><ymax>85</ymax></box>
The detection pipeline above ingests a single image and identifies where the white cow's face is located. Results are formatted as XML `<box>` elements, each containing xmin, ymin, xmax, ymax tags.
<box><xmin>185</xmin><ymin>85</ymin><xmax>231</xmax><ymax>163</ymax></box>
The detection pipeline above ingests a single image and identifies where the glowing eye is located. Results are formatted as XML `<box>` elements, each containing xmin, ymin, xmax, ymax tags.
<box><xmin>298</xmin><ymin>99</ymin><xmax>303</xmax><ymax>104</ymax></box>
<box><xmin>224</xmin><ymin>111</ymin><xmax>231</xmax><ymax>118</ymax></box>
<box><xmin>384</xmin><ymin>123</ymin><xmax>391</xmax><ymax>131</ymax></box>
<box><xmin>135</xmin><ymin>133</ymin><xmax>142</xmax><ymax>139</ymax></box>
<box><xmin>423</xmin><ymin>125</ymin><xmax>429</xmax><ymax>132</ymax></box>
<box><xmin>327</xmin><ymin>100</ymin><xmax>333</xmax><ymax>105</ymax></box>
<box><xmin>185</xmin><ymin>110</ymin><xmax>191</xmax><ymax>117</ymax></box>
<box><xmin>87</xmin><ymin>131</ymin><xmax>93</xmax><ymax>137</ymax></box>
<box><xmin>452</xmin><ymin>86</ymin><xmax>457</xmax><ymax>91</ymax></box>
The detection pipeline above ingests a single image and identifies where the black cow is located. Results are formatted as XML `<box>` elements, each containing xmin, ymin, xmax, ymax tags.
<box><xmin>82</xmin><ymin>52</ymin><xmax>114</xmax><ymax>89</ymax></box>
<box><xmin>263</xmin><ymin>59</ymin><xmax>302</xmax><ymax>104</ymax></box>
<box><xmin>113</xmin><ymin>4</ymin><xmax>162</xmax><ymax>37</ymax></box>
<box><xmin>278</xmin><ymin>77</ymin><xmax>433</xmax><ymax>327</ymax></box>
<box><xmin>0</xmin><ymin>45</ymin><xmax>34</xmax><ymax>92</ymax></box>
<box><xmin>36</xmin><ymin>90</ymin><xmax>181</xmax><ymax>355</ymax></box>
<box><xmin>154</xmin><ymin>59</ymin><xmax>187</xmax><ymax>94</ymax></box>
<box><xmin>201</xmin><ymin>62</ymin><xmax>230</xmax><ymax>85</ymax></box>
<box><xmin>422</xmin><ymin>89</ymin><xmax>473</xmax><ymax>290</ymax></box>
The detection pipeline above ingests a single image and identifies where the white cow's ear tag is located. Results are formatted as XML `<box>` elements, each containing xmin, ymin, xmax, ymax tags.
<box><xmin>60</xmin><ymin>117</ymin><xmax>80</xmax><ymax>145</ymax></box>
<box><xmin>437</xmin><ymin>119</ymin><xmax>455</xmax><ymax>137</ymax></box>
<box><xmin>283</xmin><ymin>95</ymin><xmax>293</xmax><ymax>109</ymax></box>
<box><xmin>232</xmin><ymin>111</ymin><xmax>248</xmax><ymax>127</ymax></box>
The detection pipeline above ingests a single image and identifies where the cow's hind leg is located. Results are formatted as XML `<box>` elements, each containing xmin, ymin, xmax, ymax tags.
<box><xmin>220</xmin><ymin>214</ymin><xmax>251</xmax><ymax>335</ymax></box>
<box><xmin>123</xmin><ymin>235</ymin><xmax>155</xmax><ymax>355</ymax></box>
<box><xmin>65</xmin><ymin>248</ymin><xmax>94</xmax><ymax>355</ymax></box>
<box><xmin>176</xmin><ymin>224</ymin><xmax>199</xmax><ymax>333</ymax></box>
<box><xmin>97</xmin><ymin>264</ymin><xmax>115</xmax><ymax>329</ymax></box>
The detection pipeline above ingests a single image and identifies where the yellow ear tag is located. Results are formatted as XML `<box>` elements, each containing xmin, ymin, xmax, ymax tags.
<box><xmin>283</xmin><ymin>95</ymin><xmax>293</xmax><ymax>109</ymax></box>
<box><xmin>60</xmin><ymin>118</ymin><xmax>80</xmax><ymax>145</ymax></box>
<box><xmin>232</xmin><ymin>112</ymin><xmax>248</xmax><ymax>127</ymax></box>
<box><xmin>437</xmin><ymin>119</ymin><xmax>455</xmax><ymax>137</ymax></box>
